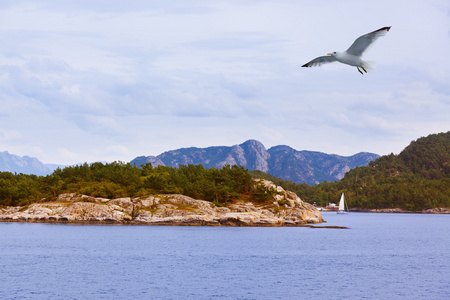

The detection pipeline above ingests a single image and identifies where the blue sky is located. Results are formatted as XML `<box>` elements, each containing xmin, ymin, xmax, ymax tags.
<box><xmin>1</xmin><ymin>0</ymin><xmax>449</xmax><ymax>164</ymax></box>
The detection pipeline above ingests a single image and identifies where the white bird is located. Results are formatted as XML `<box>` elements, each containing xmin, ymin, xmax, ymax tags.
<box><xmin>302</xmin><ymin>26</ymin><xmax>391</xmax><ymax>75</ymax></box>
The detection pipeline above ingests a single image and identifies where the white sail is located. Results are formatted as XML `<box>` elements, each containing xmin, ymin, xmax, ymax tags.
<box><xmin>337</xmin><ymin>193</ymin><xmax>348</xmax><ymax>214</ymax></box>
<box><xmin>339</xmin><ymin>193</ymin><xmax>345</xmax><ymax>211</ymax></box>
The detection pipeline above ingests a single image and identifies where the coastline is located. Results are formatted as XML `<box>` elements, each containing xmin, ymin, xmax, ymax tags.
<box><xmin>0</xmin><ymin>219</ymin><xmax>350</xmax><ymax>229</ymax></box>
<box><xmin>349</xmin><ymin>207</ymin><xmax>450</xmax><ymax>214</ymax></box>
<box><xmin>0</xmin><ymin>180</ymin><xmax>325</xmax><ymax>227</ymax></box>
<box><xmin>318</xmin><ymin>207</ymin><xmax>450</xmax><ymax>214</ymax></box>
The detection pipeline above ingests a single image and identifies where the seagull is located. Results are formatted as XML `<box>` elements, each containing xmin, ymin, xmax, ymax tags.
<box><xmin>302</xmin><ymin>26</ymin><xmax>391</xmax><ymax>75</ymax></box>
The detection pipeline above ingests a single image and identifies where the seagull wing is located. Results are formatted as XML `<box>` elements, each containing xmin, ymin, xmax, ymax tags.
<box><xmin>302</xmin><ymin>55</ymin><xmax>337</xmax><ymax>67</ymax></box>
<box><xmin>345</xmin><ymin>26</ymin><xmax>391</xmax><ymax>57</ymax></box>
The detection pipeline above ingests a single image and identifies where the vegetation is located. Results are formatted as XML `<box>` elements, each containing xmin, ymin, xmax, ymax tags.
<box><xmin>251</xmin><ymin>132</ymin><xmax>450</xmax><ymax>211</ymax></box>
<box><xmin>1</xmin><ymin>132</ymin><xmax>448</xmax><ymax>211</ymax></box>
<box><xmin>0</xmin><ymin>163</ymin><xmax>260</xmax><ymax>207</ymax></box>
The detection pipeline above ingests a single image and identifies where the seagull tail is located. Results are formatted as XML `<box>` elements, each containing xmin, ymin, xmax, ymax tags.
<box><xmin>362</xmin><ymin>61</ymin><xmax>377</xmax><ymax>73</ymax></box>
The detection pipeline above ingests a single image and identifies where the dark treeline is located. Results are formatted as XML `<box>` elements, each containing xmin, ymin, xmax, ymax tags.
<box><xmin>0</xmin><ymin>163</ymin><xmax>261</xmax><ymax>207</ymax></box>
<box><xmin>253</xmin><ymin>132</ymin><xmax>450</xmax><ymax>211</ymax></box>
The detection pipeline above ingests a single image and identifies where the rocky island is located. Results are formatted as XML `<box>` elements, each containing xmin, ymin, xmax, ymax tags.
<box><xmin>0</xmin><ymin>180</ymin><xmax>323</xmax><ymax>226</ymax></box>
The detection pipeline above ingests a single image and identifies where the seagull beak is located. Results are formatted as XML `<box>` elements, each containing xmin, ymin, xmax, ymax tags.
<box><xmin>327</xmin><ymin>53</ymin><xmax>332</xmax><ymax>56</ymax></box>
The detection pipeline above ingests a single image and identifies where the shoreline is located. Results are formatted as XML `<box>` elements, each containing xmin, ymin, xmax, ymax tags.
<box><xmin>0</xmin><ymin>182</ymin><xmax>325</xmax><ymax>227</ymax></box>
<box><xmin>349</xmin><ymin>208</ymin><xmax>450</xmax><ymax>214</ymax></box>
<box><xmin>318</xmin><ymin>207</ymin><xmax>450</xmax><ymax>214</ymax></box>
<box><xmin>0</xmin><ymin>218</ymin><xmax>350</xmax><ymax>229</ymax></box>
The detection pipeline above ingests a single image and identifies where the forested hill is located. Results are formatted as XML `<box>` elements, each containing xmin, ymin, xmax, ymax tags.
<box><xmin>398</xmin><ymin>132</ymin><xmax>449</xmax><ymax>178</ymax></box>
<box><xmin>268</xmin><ymin>132</ymin><xmax>449</xmax><ymax>211</ymax></box>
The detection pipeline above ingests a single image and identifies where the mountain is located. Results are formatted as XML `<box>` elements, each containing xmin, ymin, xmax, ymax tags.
<box><xmin>0</xmin><ymin>151</ymin><xmax>61</xmax><ymax>176</ymax></box>
<box><xmin>131</xmin><ymin>140</ymin><xmax>380</xmax><ymax>185</ymax></box>
<box><xmin>267</xmin><ymin>145</ymin><xmax>379</xmax><ymax>185</ymax></box>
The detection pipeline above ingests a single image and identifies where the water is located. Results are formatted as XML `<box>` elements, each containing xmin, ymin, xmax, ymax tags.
<box><xmin>0</xmin><ymin>213</ymin><xmax>449</xmax><ymax>299</ymax></box>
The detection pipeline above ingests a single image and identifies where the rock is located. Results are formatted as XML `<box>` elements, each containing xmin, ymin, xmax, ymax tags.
<box><xmin>256</xmin><ymin>216</ymin><xmax>284</xmax><ymax>226</ymax></box>
<box><xmin>0</xmin><ymin>180</ymin><xmax>324</xmax><ymax>226</ymax></box>
<box><xmin>108</xmin><ymin>198</ymin><xmax>134</xmax><ymax>214</ymax></box>
<box><xmin>219</xmin><ymin>212</ymin><xmax>261</xmax><ymax>226</ymax></box>
<box><xmin>135</xmin><ymin>196</ymin><xmax>160</xmax><ymax>208</ymax></box>
<box><xmin>56</xmin><ymin>193</ymin><xmax>109</xmax><ymax>204</ymax></box>
<box><xmin>136</xmin><ymin>214</ymin><xmax>220</xmax><ymax>226</ymax></box>
<box><xmin>422</xmin><ymin>207</ymin><xmax>450</xmax><ymax>214</ymax></box>
<box><xmin>56</xmin><ymin>193</ymin><xmax>78</xmax><ymax>202</ymax></box>
<box><xmin>215</xmin><ymin>207</ymin><xmax>231</xmax><ymax>214</ymax></box>
<box><xmin>228</xmin><ymin>202</ymin><xmax>259</xmax><ymax>212</ymax></box>
<box><xmin>158</xmin><ymin>194</ymin><xmax>216</xmax><ymax>211</ymax></box>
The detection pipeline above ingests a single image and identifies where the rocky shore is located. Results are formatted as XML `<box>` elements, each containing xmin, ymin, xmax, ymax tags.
<box><xmin>350</xmin><ymin>207</ymin><xmax>450</xmax><ymax>214</ymax></box>
<box><xmin>0</xmin><ymin>180</ymin><xmax>324</xmax><ymax>226</ymax></box>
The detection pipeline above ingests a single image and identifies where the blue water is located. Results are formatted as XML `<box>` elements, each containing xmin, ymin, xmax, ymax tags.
<box><xmin>0</xmin><ymin>213</ymin><xmax>449</xmax><ymax>299</ymax></box>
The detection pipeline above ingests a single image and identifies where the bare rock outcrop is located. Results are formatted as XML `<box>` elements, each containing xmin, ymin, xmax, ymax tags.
<box><xmin>0</xmin><ymin>180</ymin><xmax>323</xmax><ymax>226</ymax></box>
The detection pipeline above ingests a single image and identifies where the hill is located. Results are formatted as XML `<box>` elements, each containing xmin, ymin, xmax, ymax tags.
<box><xmin>269</xmin><ymin>132</ymin><xmax>449</xmax><ymax>211</ymax></box>
<box><xmin>131</xmin><ymin>140</ymin><xmax>379</xmax><ymax>185</ymax></box>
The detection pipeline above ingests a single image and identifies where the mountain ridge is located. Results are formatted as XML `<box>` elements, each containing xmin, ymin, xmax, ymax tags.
<box><xmin>0</xmin><ymin>151</ymin><xmax>61</xmax><ymax>176</ymax></box>
<box><xmin>1</xmin><ymin>140</ymin><xmax>380</xmax><ymax>185</ymax></box>
<box><xmin>131</xmin><ymin>140</ymin><xmax>379</xmax><ymax>185</ymax></box>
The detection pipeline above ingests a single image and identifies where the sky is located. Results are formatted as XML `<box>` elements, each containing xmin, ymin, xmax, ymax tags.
<box><xmin>0</xmin><ymin>0</ymin><xmax>449</xmax><ymax>165</ymax></box>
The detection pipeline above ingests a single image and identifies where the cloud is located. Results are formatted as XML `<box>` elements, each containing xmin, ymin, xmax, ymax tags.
<box><xmin>105</xmin><ymin>145</ymin><xmax>128</xmax><ymax>156</ymax></box>
<box><xmin>0</xmin><ymin>0</ymin><xmax>449</xmax><ymax>164</ymax></box>
<box><xmin>0</xmin><ymin>128</ymin><xmax>21</xmax><ymax>141</ymax></box>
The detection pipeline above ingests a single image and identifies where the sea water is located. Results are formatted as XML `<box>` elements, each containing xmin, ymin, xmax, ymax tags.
<box><xmin>0</xmin><ymin>213</ymin><xmax>449</xmax><ymax>299</ymax></box>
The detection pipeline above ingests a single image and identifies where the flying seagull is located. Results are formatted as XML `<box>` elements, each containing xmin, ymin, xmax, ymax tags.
<box><xmin>302</xmin><ymin>26</ymin><xmax>391</xmax><ymax>74</ymax></box>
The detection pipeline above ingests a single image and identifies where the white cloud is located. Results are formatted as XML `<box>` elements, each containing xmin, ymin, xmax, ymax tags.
<box><xmin>0</xmin><ymin>0</ymin><xmax>449</xmax><ymax>164</ymax></box>
<box><xmin>0</xmin><ymin>128</ymin><xmax>21</xmax><ymax>140</ymax></box>
<box><xmin>105</xmin><ymin>145</ymin><xmax>128</xmax><ymax>156</ymax></box>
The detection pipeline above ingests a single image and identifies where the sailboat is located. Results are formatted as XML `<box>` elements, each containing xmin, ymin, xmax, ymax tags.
<box><xmin>337</xmin><ymin>192</ymin><xmax>349</xmax><ymax>214</ymax></box>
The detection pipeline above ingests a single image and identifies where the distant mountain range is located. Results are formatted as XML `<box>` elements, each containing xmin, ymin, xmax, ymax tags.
<box><xmin>0</xmin><ymin>151</ymin><xmax>62</xmax><ymax>176</ymax></box>
<box><xmin>131</xmin><ymin>140</ymin><xmax>380</xmax><ymax>185</ymax></box>
<box><xmin>1</xmin><ymin>140</ymin><xmax>380</xmax><ymax>185</ymax></box>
